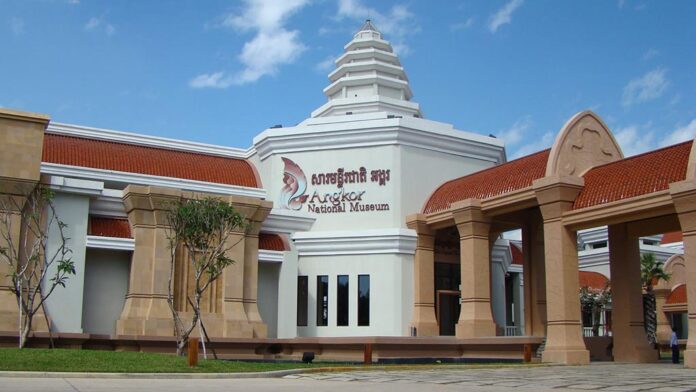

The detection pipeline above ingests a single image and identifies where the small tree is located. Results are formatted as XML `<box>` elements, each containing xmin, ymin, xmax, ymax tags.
<box><xmin>640</xmin><ymin>252</ymin><xmax>670</xmax><ymax>344</ymax></box>
<box><xmin>165</xmin><ymin>197</ymin><xmax>246</xmax><ymax>357</ymax></box>
<box><xmin>0</xmin><ymin>184</ymin><xmax>75</xmax><ymax>348</ymax></box>
<box><xmin>580</xmin><ymin>283</ymin><xmax>611</xmax><ymax>337</ymax></box>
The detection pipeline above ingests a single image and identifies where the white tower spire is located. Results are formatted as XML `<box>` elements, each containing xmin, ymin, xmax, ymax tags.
<box><xmin>311</xmin><ymin>19</ymin><xmax>422</xmax><ymax>118</ymax></box>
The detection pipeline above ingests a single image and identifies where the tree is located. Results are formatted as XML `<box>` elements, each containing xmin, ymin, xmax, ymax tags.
<box><xmin>640</xmin><ymin>252</ymin><xmax>671</xmax><ymax>345</ymax></box>
<box><xmin>580</xmin><ymin>283</ymin><xmax>611</xmax><ymax>337</ymax></box>
<box><xmin>0</xmin><ymin>184</ymin><xmax>75</xmax><ymax>348</ymax></box>
<box><xmin>165</xmin><ymin>197</ymin><xmax>246</xmax><ymax>357</ymax></box>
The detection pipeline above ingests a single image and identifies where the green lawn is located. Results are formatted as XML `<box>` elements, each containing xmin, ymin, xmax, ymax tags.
<box><xmin>0</xmin><ymin>348</ymin><xmax>319</xmax><ymax>373</ymax></box>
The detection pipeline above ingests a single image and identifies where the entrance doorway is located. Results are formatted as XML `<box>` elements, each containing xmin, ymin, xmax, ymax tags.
<box><xmin>437</xmin><ymin>290</ymin><xmax>460</xmax><ymax>335</ymax></box>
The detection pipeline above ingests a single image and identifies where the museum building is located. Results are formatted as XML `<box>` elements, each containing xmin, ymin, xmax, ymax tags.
<box><xmin>1</xmin><ymin>21</ymin><xmax>695</xmax><ymax>367</ymax></box>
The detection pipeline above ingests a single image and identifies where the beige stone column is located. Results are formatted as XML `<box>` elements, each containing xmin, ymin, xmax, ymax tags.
<box><xmin>0</xmin><ymin>109</ymin><xmax>49</xmax><ymax>332</ymax></box>
<box><xmin>453</xmin><ymin>200</ymin><xmax>497</xmax><ymax>338</ymax></box>
<box><xmin>116</xmin><ymin>185</ymin><xmax>177</xmax><ymax>336</ymax></box>
<box><xmin>241</xmin><ymin>201</ymin><xmax>272</xmax><ymax>338</ymax></box>
<box><xmin>534</xmin><ymin>176</ymin><xmax>589</xmax><ymax>365</ymax></box>
<box><xmin>669</xmin><ymin>180</ymin><xmax>696</xmax><ymax>368</ymax></box>
<box><xmin>220</xmin><ymin>229</ymin><xmax>253</xmax><ymax>338</ymax></box>
<box><xmin>522</xmin><ymin>210</ymin><xmax>547</xmax><ymax>337</ymax></box>
<box><xmin>654</xmin><ymin>288</ymin><xmax>671</xmax><ymax>343</ymax></box>
<box><xmin>406</xmin><ymin>214</ymin><xmax>438</xmax><ymax>336</ymax></box>
<box><xmin>608</xmin><ymin>223</ymin><xmax>657</xmax><ymax>362</ymax></box>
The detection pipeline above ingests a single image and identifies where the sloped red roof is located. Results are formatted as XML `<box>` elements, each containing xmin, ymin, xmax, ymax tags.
<box><xmin>667</xmin><ymin>284</ymin><xmax>687</xmax><ymax>305</ymax></box>
<box><xmin>88</xmin><ymin>217</ymin><xmax>132</xmax><ymax>238</ymax></box>
<box><xmin>579</xmin><ymin>271</ymin><xmax>609</xmax><ymax>290</ymax></box>
<box><xmin>573</xmin><ymin>141</ymin><xmax>692</xmax><ymax>210</ymax></box>
<box><xmin>43</xmin><ymin>134</ymin><xmax>259</xmax><ymax>188</ymax></box>
<box><xmin>661</xmin><ymin>231</ymin><xmax>683</xmax><ymax>245</ymax></box>
<box><xmin>510</xmin><ymin>243</ymin><xmax>523</xmax><ymax>265</ymax></box>
<box><xmin>423</xmin><ymin>149</ymin><xmax>550</xmax><ymax>214</ymax></box>
<box><xmin>259</xmin><ymin>233</ymin><xmax>287</xmax><ymax>251</ymax></box>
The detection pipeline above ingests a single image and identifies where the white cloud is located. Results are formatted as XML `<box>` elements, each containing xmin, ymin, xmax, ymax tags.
<box><xmin>450</xmin><ymin>18</ymin><xmax>474</xmax><ymax>32</ymax></box>
<box><xmin>488</xmin><ymin>0</ymin><xmax>524</xmax><ymax>33</ymax></box>
<box><xmin>84</xmin><ymin>17</ymin><xmax>115</xmax><ymax>36</ymax></box>
<box><xmin>192</xmin><ymin>0</ymin><xmax>309</xmax><ymax>88</ymax></box>
<box><xmin>661</xmin><ymin>119</ymin><xmax>696</xmax><ymax>147</ymax></box>
<box><xmin>315</xmin><ymin>55</ymin><xmax>336</xmax><ymax>72</ymax></box>
<box><xmin>512</xmin><ymin>131</ymin><xmax>555</xmax><ymax>159</ymax></box>
<box><xmin>642</xmin><ymin>48</ymin><xmax>659</xmax><ymax>61</ymax></box>
<box><xmin>498</xmin><ymin>116</ymin><xmax>532</xmax><ymax>147</ymax></box>
<box><xmin>336</xmin><ymin>0</ymin><xmax>419</xmax><ymax>55</ymax></box>
<box><xmin>11</xmin><ymin>17</ymin><xmax>25</xmax><ymax>35</ymax></box>
<box><xmin>621</xmin><ymin>68</ymin><xmax>669</xmax><ymax>107</ymax></box>
<box><xmin>614</xmin><ymin>125</ymin><xmax>655</xmax><ymax>156</ymax></box>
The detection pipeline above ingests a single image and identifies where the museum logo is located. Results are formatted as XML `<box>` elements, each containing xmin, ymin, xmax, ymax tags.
<box><xmin>279</xmin><ymin>157</ymin><xmax>392</xmax><ymax>214</ymax></box>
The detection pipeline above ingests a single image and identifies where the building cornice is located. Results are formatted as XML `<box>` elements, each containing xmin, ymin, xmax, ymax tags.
<box><xmin>292</xmin><ymin>228</ymin><xmax>416</xmax><ymax>256</ymax></box>
<box><xmin>86</xmin><ymin>235</ymin><xmax>135</xmax><ymax>251</ymax></box>
<box><xmin>259</xmin><ymin>250</ymin><xmax>285</xmax><ymax>263</ymax></box>
<box><xmin>261</xmin><ymin>208</ymin><xmax>316</xmax><ymax>234</ymax></box>
<box><xmin>253</xmin><ymin>115</ymin><xmax>504</xmax><ymax>163</ymax></box>
<box><xmin>41</xmin><ymin>163</ymin><xmax>267</xmax><ymax>199</ymax></box>
<box><xmin>47</xmin><ymin>122</ymin><xmax>254</xmax><ymax>159</ymax></box>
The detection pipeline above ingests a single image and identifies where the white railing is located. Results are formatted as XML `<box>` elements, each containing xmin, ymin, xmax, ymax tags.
<box><xmin>583</xmin><ymin>327</ymin><xmax>594</xmax><ymax>337</ymax></box>
<box><xmin>504</xmin><ymin>326</ymin><xmax>520</xmax><ymax>336</ymax></box>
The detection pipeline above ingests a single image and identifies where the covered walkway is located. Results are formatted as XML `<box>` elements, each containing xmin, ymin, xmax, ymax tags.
<box><xmin>407</xmin><ymin>111</ymin><xmax>696</xmax><ymax>366</ymax></box>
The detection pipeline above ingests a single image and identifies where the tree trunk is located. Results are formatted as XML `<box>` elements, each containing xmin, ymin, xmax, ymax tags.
<box><xmin>643</xmin><ymin>292</ymin><xmax>657</xmax><ymax>345</ymax></box>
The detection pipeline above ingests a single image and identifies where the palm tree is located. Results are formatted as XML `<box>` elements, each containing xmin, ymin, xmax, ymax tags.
<box><xmin>640</xmin><ymin>252</ymin><xmax>671</xmax><ymax>344</ymax></box>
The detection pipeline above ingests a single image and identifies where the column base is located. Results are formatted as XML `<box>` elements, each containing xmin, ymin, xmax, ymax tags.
<box><xmin>116</xmin><ymin>318</ymin><xmax>173</xmax><ymax>336</ymax></box>
<box><xmin>542</xmin><ymin>347</ymin><xmax>590</xmax><ymax>365</ymax></box>
<box><xmin>455</xmin><ymin>319</ymin><xmax>497</xmax><ymax>338</ymax></box>
<box><xmin>685</xmin><ymin>349</ymin><xmax>696</xmax><ymax>368</ymax></box>
<box><xmin>411</xmin><ymin>321</ymin><xmax>439</xmax><ymax>337</ymax></box>
<box><xmin>613</xmin><ymin>328</ymin><xmax>658</xmax><ymax>363</ymax></box>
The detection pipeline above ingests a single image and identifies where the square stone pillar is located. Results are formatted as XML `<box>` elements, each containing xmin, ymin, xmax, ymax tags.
<box><xmin>522</xmin><ymin>210</ymin><xmax>547</xmax><ymax>337</ymax></box>
<box><xmin>608</xmin><ymin>223</ymin><xmax>657</xmax><ymax>362</ymax></box>
<box><xmin>406</xmin><ymin>213</ymin><xmax>438</xmax><ymax>336</ymax></box>
<box><xmin>220</xmin><ymin>230</ymin><xmax>253</xmax><ymax>338</ymax></box>
<box><xmin>116</xmin><ymin>185</ymin><xmax>178</xmax><ymax>336</ymax></box>
<box><xmin>0</xmin><ymin>109</ymin><xmax>49</xmax><ymax>333</ymax></box>
<box><xmin>654</xmin><ymin>288</ymin><xmax>672</xmax><ymax>344</ymax></box>
<box><xmin>241</xmin><ymin>200</ymin><xmax>272</xmax><ymax>338</ymax></box>
<box><xmin>669</xmin><ymin>180</ymin><xmax>696</xmax><ymax>368</ymax></box>
<box><xmin>453</xmin><ymin>200</ymin><xmax>497</xmax><ymax>338</ymax></box>
<box><xmin>534</xmin><ymin>176</ymin><xmax>589</xmax><ymax>365</ymax></box>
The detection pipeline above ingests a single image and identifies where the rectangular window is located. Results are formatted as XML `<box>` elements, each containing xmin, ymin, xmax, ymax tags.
<box><xmin>358</xmin><ymin>274</ymin><xmax>370</xmax><ymax>326</ymax></box>
<box><xmin>297</xmin><ymin>276</ymin><xmax>308</xmax><ymax>326</ymax></box>
<box><xmin>337</xmin><ymin>275</ymin><xmax>349</xmax><ymax>326</ymax></box>
<box><xmin>316</xmin><ymin>275</ymin><xmax>328</xmax><ymax>326</ymax></box>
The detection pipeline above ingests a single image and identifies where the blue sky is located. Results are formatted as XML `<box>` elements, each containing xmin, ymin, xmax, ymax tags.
<box><xmin>2</xmin><ymin>0</ymin><xmax>695</xmax><ymax>158</ymax></box>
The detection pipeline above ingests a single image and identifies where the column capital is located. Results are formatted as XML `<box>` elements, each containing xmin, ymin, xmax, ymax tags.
<box><xmin>406</xmin><ymin>213</ymin><xmax>433</xmax><ymax>235</ymax></box>
<box><xmin>533</xmin><ymin>176</ymin><xmax>584</xmax><ymax>221</ymax></box>
<box><xmin>452</xmin><ymin>199</ymin><xmax>489</xmax><ymax>224</ymax></box>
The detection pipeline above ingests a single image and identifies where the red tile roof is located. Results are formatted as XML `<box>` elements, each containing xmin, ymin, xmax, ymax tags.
<box><xmin>579</xmin><ymin>271</ymin><xmax>609</xmax><ymax>291</ymax></box>
<box><xmin>667</xmin><ymin>284</ymin><xmax>687</xmax><ymax>305</ymax></box>
<box><xmin>43</xmin><ymin>134</ymin><xmax>259</xmax><ymax>188</ymax></box>
<box><xmin>661</xmin><ymin>231</ymin><xmax>683</xmax><ymax>245</ymax></box>
<box><xmin>88</xmin><ymin>217</ymin><xmax>132</xmax><ymax>238</ymax></box>
<box><xmin>510</xmin><ymin>243</ymin><xmax>523</xmax><ymax>265</ymax></box>
<box><xmin>259</xmin><ymin>233</ymin><xmax>287</xmax><ymax>251</ymax></box>
<box><xmin>573</xmin><ymin>141</ymin><xmax>692</xmax><ymax>210</ymax></box>
<box><xmin>423</xmin><ymin>149</ymin><xmax>550</xmax><ymax>214</ymax></box>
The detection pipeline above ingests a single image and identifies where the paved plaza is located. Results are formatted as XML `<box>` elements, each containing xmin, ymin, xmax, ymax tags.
<box><xmin>1</xmin><ymin>363</ymin><xmax>696</xmax><ymax>391</ymax></box>
<box><xmin>288</xmin><ymin>363</ymin><xmax>696</xmax><ymax>391</ymax></box>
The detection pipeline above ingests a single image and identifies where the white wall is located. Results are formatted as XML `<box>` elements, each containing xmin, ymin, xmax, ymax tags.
<box><xmin>296</xmin><ymin>253</ymin><xmax>411</xmax><ymax>337</ymax></box>
<box><xmin>44</xmin><ymin>192</ymin><xmax>89</xmax><ymax>333</ymax></box>
<box><xmin>82</xmin><ymin>249</ymin><xmax>130</xmax><ymax>335</ymax></box>
<box><xmin>276</xmin><ymin>249</ymin><xmax>299</xmax><ymax>338</ymax></box>
<box><xmin>257</xmin><ymin>262</ymin><xmax>280</xmax><ymax>338</ymax></box>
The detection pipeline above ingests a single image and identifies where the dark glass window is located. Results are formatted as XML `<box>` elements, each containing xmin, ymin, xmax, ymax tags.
<box><xmin>358</xmin><ymin>274</ymin><xmax>370</xmax><ymax>326</ymax></box>
<box><xmin>337</xmin><ymin>275</ymin><xmax>349</xmax><ymax>326</ymax></box>
<box><xmin>297</xmin><ymin>276</ymin><xmax>308</xmax><ymax>326</ymax></box>
<box><xmin>316</xmin><ymin>275</ymin><xmax>328</xmax><ymax>326</ymax></box>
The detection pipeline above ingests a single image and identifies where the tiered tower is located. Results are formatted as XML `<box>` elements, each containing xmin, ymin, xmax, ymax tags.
<box><xmin>311</xmin><ymin>20</ymin><xmax>422</xmax><ymax>118</ymax></box>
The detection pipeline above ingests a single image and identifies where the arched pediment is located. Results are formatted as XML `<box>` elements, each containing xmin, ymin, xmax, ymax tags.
<box><xmin>655</xmin><ymin>254</ymin><xmax>686</xmax><ymax>291</ymax></box>
<box><xmin>546</xmin><ymin>111</ymin><xmax>623</xmax><ymax>177</ymax></box>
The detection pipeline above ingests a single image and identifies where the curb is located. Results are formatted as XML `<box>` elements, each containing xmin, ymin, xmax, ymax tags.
<box><xmin>0</xmin><ymin>363</ymin><xmax>548</xmax><ymax>379</ymax></box>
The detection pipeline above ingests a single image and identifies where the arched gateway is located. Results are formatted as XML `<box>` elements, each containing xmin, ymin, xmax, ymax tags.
<box><xmin>408</xmin><ymin>110</ymin><xmax>696</xmax><ymax>366</ymax></box>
